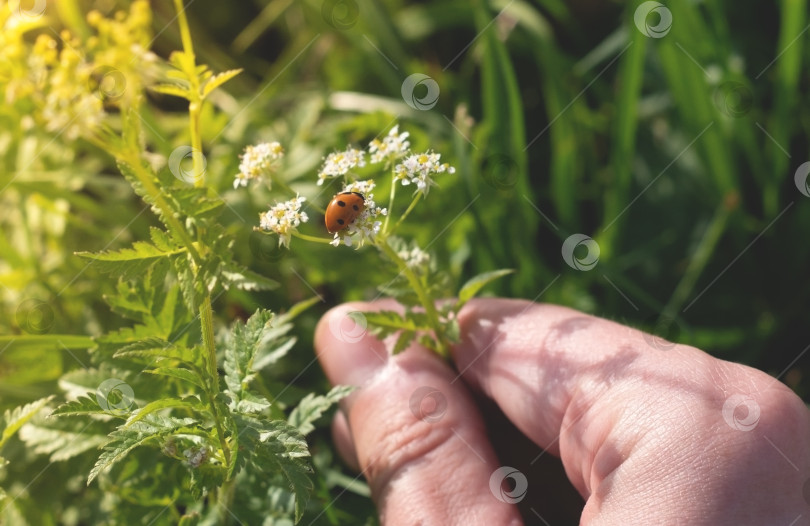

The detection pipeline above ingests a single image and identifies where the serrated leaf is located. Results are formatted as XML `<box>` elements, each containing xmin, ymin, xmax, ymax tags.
<box><xmin>149</xmin><ymin>227</ymin><xmax>178</xmax><ymax>252</ymax></box>
<box><xmin>75</xmin><ymin>241</ymin><xmax>185</xmax><ymax>281</ymax></box>
<box><xmin>220</xmin><ymin>262</ymin><xmax>279</xmax><ymax>291</ymax></box>
<box><xmin>88</xmin><ymin>414</ymin><xmax>196</xmax><ymax>484</ymax></box>
<box><xmin>201</xmin><ymin>68</ymin><xmax>242</xmax><ymax>98</ymax></box>
<box><xmin>445</xmin><ymin>317</ymin><xmax>461</xmax><ymax>343</ymax></box>
<box><xmin>19</xmin><ymin>421</ymin><xmax>108</xmax><ymax>462</ymax></box>
<box><xmin>0</xmin><ymin>396</ymin><xmax>53</xmax><ymax>449</ymax></box>
<box><xmin>392</xmin><ymin>330</ymin><xmax>416</xmax><ymax>354</ymax></box>
<box><xmin>253</xmin><ymin>335</ymin><xmax>295</xmax><ymax>372</ymax></box>
<box><xmin>125</xmin><ymin>398</ymin><xmax>199</xmax><ymax>427</ymax></box>
<box><xmin>455</xmin><ymin>269</ymin><xmax>514</xmax><ymax>311</ymax></box>
<box><xmin>145</xmin><ymin>367</ymin><xmax>205</xmax><ymax>389</ymax></box>
<box><xmin>50</xmin><ymin>395</ymin><xmax>108</xmax><ymax>418</ymax></box>
<box><xmin>223</xmin><ymin>310</ymin><xmax>273</xmax><ymax>399</ymax></box>
<box><xmin>288</xmin><ymin>385</ymin><xmax>354</xmax><ymax>436</ymax></box>
<box><xmin>254</xmin><ymin>420</ymin><xmax>313</xmax><ymax>523</ymax></box>
<box><xmin>150</xmin><ymin>83</ymin><xmax>191</xmax><ymax>99</ymax></box>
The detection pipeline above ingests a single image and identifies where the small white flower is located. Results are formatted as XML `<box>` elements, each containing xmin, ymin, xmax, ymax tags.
<box><xmin>398</xmin><ymin>247</ymin><xmax>430</xmax><ymax>269</ymax></box>
<box><xmin>393</xmin><ymin>151</ymin><xmax>455</xmax><ymax>196</ymax></box>
<box><xmin>343</xmin><ymin>179</ymin><xmax>376</xmax><ymax>195</ymax></box>
<box><xmin>234</xmin><ymin>142</ymin><xmax>284</xmax><ymax>189</ymax></box>
<box><xmin>317</xmin><ymin>147</ymin><xmax>366</xmax><ymax>186</ymax></box>
<box><xmin>368</xmin><ymin>125</ymin><xmax>410</xmax><ymax>164</ymax></box>
<box><xmin>258</xmin><ymin>195</ymin><xmax>309</xmax><ymax>248</ymax></box>
<box><xmin>330</xmin><ymin>180</ymin><xmax>387</xmax><ymax>248</ymax></box>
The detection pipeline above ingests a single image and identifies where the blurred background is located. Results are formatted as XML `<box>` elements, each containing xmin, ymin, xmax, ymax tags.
<box><xmin>1</xmin><ymin>0</ymin><xmax>809</xmax><ymax>524</ymax></box>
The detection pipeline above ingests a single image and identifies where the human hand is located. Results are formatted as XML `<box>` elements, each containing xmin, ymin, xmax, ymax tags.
<box><xmin>315</xmin><ymin>299</ymin><xmax>810</xmax><ymax>525</ymax></box>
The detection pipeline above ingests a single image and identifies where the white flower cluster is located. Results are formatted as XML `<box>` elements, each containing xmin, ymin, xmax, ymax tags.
<box><xmin>393</xmin><ymin>151</ymin><xmax>456</xmax><ymax>196</ymax></box>
<box><xmin>368</xmin><ymin>125</ymin><xmax>410</xmax><ymax>164</ymax></box>
<box><xmin>234</xmin><ymin>142</ymin><xmax>284</xmax><ymax>188</ymax></box>
<box><xmin>258</xmin><ymin>195</ymin><xmax>309</xmax><ymax>248</ymax></box>
<box><xmin>397</xmin><ymin>246</ymin><xmax>430</xmax><ymax>269</ymax></box>
<box><xmin>317</xmin><ymin>147</ymin><xmax>366</xmax><ymax>186</ymax></box>
<box><xmin>331</xmin><ymin>180</ymin><xmax>387</xmax><ymax>248</ymax></box>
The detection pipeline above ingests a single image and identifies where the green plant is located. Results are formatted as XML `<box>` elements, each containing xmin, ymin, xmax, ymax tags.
<box><xmin>0</xmin><ymin>2</ymin><xmax>352</xmax><ymax>523</ymax></box>
<box><xmin>250</xmin><ymin>125</ymin><xmax>512</xmax><ymax>359</ymax></box>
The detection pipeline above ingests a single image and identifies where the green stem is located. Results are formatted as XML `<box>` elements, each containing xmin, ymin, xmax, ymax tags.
<box><xmin>661</xmin><ymin>199</ymin><xmax>731</xmax><ymax>319</ymax></box>
<box><xmin>390</xmin><ymin>192</ymin><xmax>421</xmax><ymax>234</ymax></box>
<box><xmin>292</xmin><ymin>231</ymin><xmax>333</xmax><ymax>244</ymax></box>
<box><xmin>200</xmin><ymin>295</ymin><xmax>232</xmax><ymax>470</ymax></box>
<box><xmin>173</xmin><ymin>0</ymin><xmax>205</xmax><ymax>188</ymax></box>
<box><xmin>120</xmin><ymin>149</ymin><xmax>202</xmax><ymax>265</ymax></box>
<box><xmin>378</xmin><ymin>240</ymin><xmax>449</xmax><ymax>358</ymax></box>
<box><xmin>382</xmin><ymin>178</ymin><xmax>397</xmax><ymax>234</ymax></box>
<box><xmin>172</xmin><ymin>0</ymin><xmax>232</xmax><ymax>494</ymax></box>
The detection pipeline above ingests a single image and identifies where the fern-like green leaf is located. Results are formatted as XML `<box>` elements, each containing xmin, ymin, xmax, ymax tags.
<box><xmin>75</xmin><ymin>241</ymin><xmax>185</xmax><ymax>281</ymax></box>
<box><xmin>288</xmin><ymin>385</ymin><xmax>354</xmax><ymax>436</ymax></box>
<box><xmin>125</xmin><ymin>398</ymin><xmax>200</xmax><ymax>427</ymax></box>
<box><xmin>50</xmin><ymin>395</ymin><xmax>108</xmax><ymax>418</ymax></box>
<box><xmin>88</xmin><ymin>414</ymin><xmax>196</xmax><ymax>484</ymax></box>
<box><xmin>145</xmin><ymin>367</ymin><xmax>206</xmax><ymax>389</ymax></box>
<box><xmin>224</xmin><ymin>310</ymin><xmax>273</xmax><ymax>399</ymax></box>
<box><xmin>455</xmin><ymin>269</ymin><xmax>514</xmax><ymax>311</ymax></box>
<box><xmin>0</xmin><ymin>396</ymin><xmax>53</xmax><ymax>449</ymax></box>
<box><xmin>220</xmin><ymin>262</ymin><xmax>279</xmax><ymax>291</ymax></box>
<box><xmin>201</xmin><ymin>68</ymin><xmax>242</xmax><ymax>98</ymax></box>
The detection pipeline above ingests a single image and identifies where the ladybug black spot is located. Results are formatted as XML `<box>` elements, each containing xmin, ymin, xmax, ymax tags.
<box><xmin>337</xmin><ymin>200</ymin><xmax>347</xmax><ymax>207</ymax></box>
<box><xmin>352</xmin><ymin>204</ymin><xmax>359</xmax><ymax>211</ymax></box>
<box><xmin>337</xmin><ymin>218</ymin><xmax>345</xmax><ymax>225</ymax></box>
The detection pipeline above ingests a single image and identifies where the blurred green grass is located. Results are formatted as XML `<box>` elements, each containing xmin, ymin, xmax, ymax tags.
<box><xmin>2</xmin><ymin>0</ymin><xmax>809</xmax><ymax>523</ymax></box>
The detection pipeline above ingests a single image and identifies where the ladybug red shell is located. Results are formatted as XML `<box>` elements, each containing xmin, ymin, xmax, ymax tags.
<box><xmin>325</xmin><ymin>192</ymin><xmax>365</xmax><ymax>233</ymax></box>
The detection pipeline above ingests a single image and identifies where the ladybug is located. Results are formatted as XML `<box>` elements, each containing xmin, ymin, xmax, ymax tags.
<box><xmin>325</xmin><ymin>192</ymin><xmax>365</xmax><ymax>233</ymax></box>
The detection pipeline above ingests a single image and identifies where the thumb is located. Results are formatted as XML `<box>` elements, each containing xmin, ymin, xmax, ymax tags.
<box><xmin>315</xmin><ymin>303</ymin><xmax>524</xmax><ymax>525</ymax></box>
